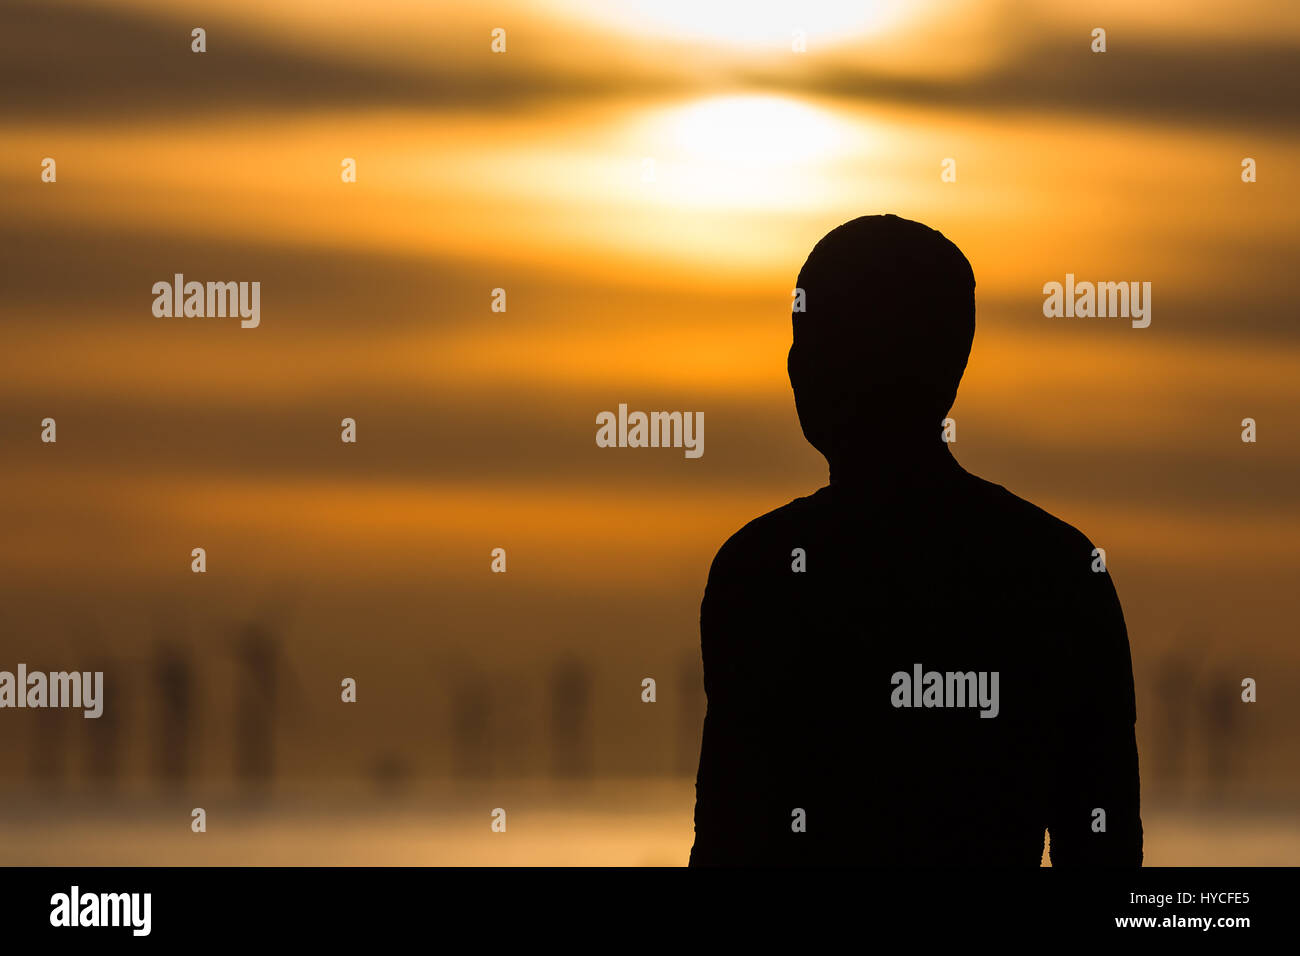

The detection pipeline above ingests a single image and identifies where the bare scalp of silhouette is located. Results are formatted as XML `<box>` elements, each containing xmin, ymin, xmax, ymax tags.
<box><xmin>690</xmin><ymin>215</ymin><xmax>1142</xmax><ymax>866</ymax></box>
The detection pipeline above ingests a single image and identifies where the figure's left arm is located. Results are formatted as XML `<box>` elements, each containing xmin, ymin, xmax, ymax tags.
<box><xmin>1047</xmin><ymin>552</ymin><xmax>1143</xmax><ymax>866</ymax></box>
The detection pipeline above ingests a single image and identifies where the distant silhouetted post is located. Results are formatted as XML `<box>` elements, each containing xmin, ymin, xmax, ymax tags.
<box><xmin>1202</xmin><ymin>669</ymin><xmax>1237</xmax><ymax>806</ymax></box>
<box><xmin>550</xmin><ymin>658</ymin><xmax>593</xmax><ymax>779</ymax></box>
<box><xmin>152</xmin><ymin>640</ymin><xmax>193</xmax><ymax>785</ymax></box>
<box><xmin>451</xmin><ymin>671</ymin><xmax>493</xmax><ymax>778</ymax></box>
<box><xmin>84</xmin><ymin>656</ymin><xmax>123</xmax><ymax>790</ymax></box>
<box><xmin>234</xmin><ymin>625</ymin><xmax>277</xmax><ymax>790</ymax></box>
<box><xmin>1154</xmin><ymin>648</ymin><xmax>1193</xmax><ymax>798</ymax></box>
<box><xmin>29</xmin><ymin>700</ymin><xmax>66</xmax><ymax>788</ymax></box>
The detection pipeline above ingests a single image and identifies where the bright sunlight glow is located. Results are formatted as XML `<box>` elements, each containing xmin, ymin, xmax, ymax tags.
<box><xmin>548</xmin><ymin>0</ymin><xmax>915</xmax><ymax>49</ymax></box>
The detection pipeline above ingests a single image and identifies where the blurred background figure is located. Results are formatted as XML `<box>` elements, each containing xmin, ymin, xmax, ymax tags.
<box><xmin>234</xmin><ymin>624</ymin><xmax>278</xmax><ymax>793</ymax></box>
<box><xmin>550</xmin><ymin>658</ymin><xmax>594</xmax><ymax>780</ymax></box>
<box><xmin>152</xmin><ymin>638</ymin><xmax>194</xmax><ymax>786</ymax></box>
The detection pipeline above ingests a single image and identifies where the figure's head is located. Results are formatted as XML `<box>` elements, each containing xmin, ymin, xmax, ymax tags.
<box><xmin>788</xmin><ymin>214</ymin><xmax>975</xmax><ymax>466</ymax></box>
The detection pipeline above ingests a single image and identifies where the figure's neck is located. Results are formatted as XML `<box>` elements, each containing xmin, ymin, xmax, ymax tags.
<box><xmin>827</xmin><ymin>434</ymin><xmax>962</xmax><ymax>490</ymax></box>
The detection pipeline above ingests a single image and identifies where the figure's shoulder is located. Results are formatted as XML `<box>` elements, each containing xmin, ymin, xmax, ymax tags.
<box><xmin>706</xmin><ymin>490</ymin><xmax>827</xmax><ymax>580</ymax></box>
<box><xmin>960</xmin><ymin>472</ymin><xmax>1100</xmax><ymax>564</ymax></box>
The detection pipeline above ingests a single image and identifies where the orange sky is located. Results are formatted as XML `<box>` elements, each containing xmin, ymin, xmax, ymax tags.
<box><xmin>1</xmin><ymin>0</ymin><xmax>1297</xmax><ymax>798</ymax></box>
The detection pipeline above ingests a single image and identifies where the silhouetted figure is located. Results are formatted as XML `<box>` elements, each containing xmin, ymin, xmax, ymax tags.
<box><xmin>691</xmin><ymin>215</ymin><xmax>1142</xmax><ymax>866</ymax></box>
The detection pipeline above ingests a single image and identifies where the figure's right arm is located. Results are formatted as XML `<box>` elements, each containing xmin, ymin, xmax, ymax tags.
<box><xmin>689</xmin><ymin>545</ymin><xmax>755</xmax><ymax>866</ymax></box>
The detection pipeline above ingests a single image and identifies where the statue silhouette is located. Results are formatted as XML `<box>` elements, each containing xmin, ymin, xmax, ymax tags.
<box><xmin>690</xmin><ymin>215</ymin><xmax>1142</xmax><ymax>866</ymax></box>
